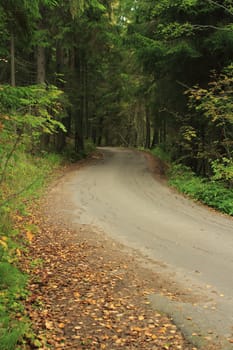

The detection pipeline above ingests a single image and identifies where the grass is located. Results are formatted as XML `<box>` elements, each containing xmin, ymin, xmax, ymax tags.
<box><xmin>62</xmin><ymin>138</ymin><xmax>96</xmax><ymax>162</ymax></box>
<box><xmin>0</xmin><ymin>149</ymin><xmax>63</xmax><ymax>349</ymax></box>
<box><xmin>0</xmin><ymin>136</ymin><xmax>96</xmax><ymax>349</ymax></box>
<box><xmin>148</xmin><ymin>146</ymin><xmax>233</xmax><ymax>216</ymax></box>
<box><xmin>168</xmin><ymin>164</ymin><xmax>233</xmax><ymax>215</ymax></box>
<box><xmin>149</xmin><ymin>146</ymin><xmax>171</xmax><ymax>163</ymax></box>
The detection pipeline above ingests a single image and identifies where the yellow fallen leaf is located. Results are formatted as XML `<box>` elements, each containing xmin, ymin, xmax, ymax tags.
<box><xmin>45</xmin><ymin>320</ymin><xmax>53</xmax><ymax>330</ymax></box>
<box><xmin>0</xmin><ymin>239</ymin><xmax>8</xmax><ymax>249</ymax></box>
<box><xmin>74</xmin><ymin>326</ymin><xmax>82</xmax><ymax>330</ymax></box>
<box><xmin>132</xmin><ymin>327</ymin><xmax>143</xmax><ymax>332</ymax></box>
<box><xmin>16</xmin><ymin>248</ymin><xmax>21</xmax><ymax>256</ymax></box>
<box><xmin>73</xmin><ymin>292</ymin><xmax>80</xmax><ymax>298</ymax></box>
<box><xmin>158</xmin><ymin>328</ymin><xmax>166</xmax><ymax>334</ymax></box>
<box><xmin>26</xmin><ymin>231</ymin><xmax>34</xmax><ymax>243</ymax></box>
<box><xmin>138</xmin><ymin>315</ymin><xmax>144</xmax><ymax>321</ymax></box>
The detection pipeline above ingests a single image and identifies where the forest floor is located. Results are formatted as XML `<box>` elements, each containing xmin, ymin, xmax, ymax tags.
<box><xmin>19</xmin><ymin>155</ymin><xmax>220</xmax><ymax>350</ymax></box>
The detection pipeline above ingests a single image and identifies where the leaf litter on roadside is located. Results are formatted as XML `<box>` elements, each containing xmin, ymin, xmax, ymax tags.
<box><xmin>19</xmin><ymin>207</ymin><xmax>197</xmax><ymax>350</ymax></box>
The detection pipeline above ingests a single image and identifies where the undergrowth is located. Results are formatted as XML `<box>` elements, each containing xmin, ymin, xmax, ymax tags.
<box><xmin>168</xmin><ymin>164</ymin><xmax>233</xmax><ymax>216</ymax></box>
<box><xmin>0</xmin><ymin>151</ymin><xmax>63</xmax><ymax>349</ymax></box>
<box><xmin>148</xmin><ymin>146</ymin><xmax>233</xmax><ymax>216</ymax></box>
<box><xmin>63</xmin><ymin>138</ymin><xmax>96</xmax><ymax>162</ymax></box>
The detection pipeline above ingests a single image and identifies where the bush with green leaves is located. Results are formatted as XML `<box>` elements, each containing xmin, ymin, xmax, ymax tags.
<box><xmin>0</xmin><ymin>151</ymin><xmax>63</xmax><ymax>349</ymax></box>
<box><xmin>0</xmin><ymin>261</ymin><xmax>28</xmax><ymax>350</ymax></box>
<box><xmin>149</xmin><ymin>145</ymin><xmax>171</xmax><ymax>163</ymax></box>
<box><xmin>148</xmin><ymin>148</ymin><xmax>233</xmax><ymax>215</ymax></box>
<box><xmin>0</xmin><ymin>84</ymin><xmax>66</xmax><ymax>155</ymax></box>
<box><xmin>169</xmin><ymin>163</ymin><xmax>233</xmax><ymax>216</ymax></box>
<box><xmin>0</xmin><ymin>83</ymin><xmax>67</xmax><ymax>349</ymax></box>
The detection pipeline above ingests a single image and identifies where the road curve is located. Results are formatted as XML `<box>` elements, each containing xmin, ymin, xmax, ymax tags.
<box><xmin>64</xmin><ymin>147</ymin><xmax>233</xmax><ymax>347</ymax></box>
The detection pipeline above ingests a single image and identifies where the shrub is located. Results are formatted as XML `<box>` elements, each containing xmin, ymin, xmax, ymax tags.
<box><xmin>169</xmin><ymin>163</ymin><xmax>233</xmax><ymax>215</ymax></box>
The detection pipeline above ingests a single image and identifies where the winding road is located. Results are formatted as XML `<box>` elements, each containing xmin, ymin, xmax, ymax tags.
<box><xmin>62</xmin><ymin>147</ymin><xmax>233</xmax><ymax>348</ymax></box>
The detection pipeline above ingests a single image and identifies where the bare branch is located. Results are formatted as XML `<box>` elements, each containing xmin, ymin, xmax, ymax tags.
<box><xmin>0</xmin><ymin>179</ymin><xmax>39</xmax><ymax>208</ymax></box>
<box><xmin>207</xmin><ymin>0</ymin><xmax>233</xmax><ymax>16</ymax></box>
<box><xmin>0</xmin><ymin>133</ymin><xmax>21</xmax><ymax>185</ymax></box>
<box><xmin>117</xmin><ymin>132</ymin><xmax>129</xmax><ymax>146</ymax></box>
<box><xmin>192</xmin><ymin>24</ymin><xmax>233</xmax><ymax>31</ymax></box>
<box><xmin>176</xmin><ymin>80</ymin><xmax>192</xmax><ymax>90</ymax></box>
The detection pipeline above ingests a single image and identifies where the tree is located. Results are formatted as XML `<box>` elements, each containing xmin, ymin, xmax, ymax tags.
<box><xmin>122</xmin><ymin>0</ymin><xmax>233</xmax><ymax>175</ymax></box>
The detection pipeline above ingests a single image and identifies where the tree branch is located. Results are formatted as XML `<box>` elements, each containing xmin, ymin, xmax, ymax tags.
<box><xmin>192</xmin><ymin>24</ymin><xmax>233</xmax><ymax>31</ymax></box>
<box><xmin>0</xmin><ymin>179</ymin><xmax>39</xmax><ymax>208</ymax></box>
<box><xmin>117</xmin><ymin>132</ymin><xmax>129</xmax><ymax>146</ymax></box>
<box><xmin>0</xmin><ymin>133</ymin><xmax>21</xmax><ymax>185</ymax></box>
<box><xmin>207</xmin><ymin>0</ymin><xmax>233</xmax><ymax>16</ymax></box>
<box><xmin>176</xmin><ymin>80</ymin><xmax>192</xmax><ymax>90</ymax></box>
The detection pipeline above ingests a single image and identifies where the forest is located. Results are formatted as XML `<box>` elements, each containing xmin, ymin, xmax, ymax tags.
<box><xmin>0</xmin><ymin>0</ymin><xmax>233</xmax><ymax>348</ymax></box>
<box><xmin>1</xmin><ymin>0</ymin><xmax>232</xmax><ymax>210</ymax></box>
<box><xmin>0</xmin><ymin>0</ymin><xmax>233</xmax><ymax>176</ymax></box>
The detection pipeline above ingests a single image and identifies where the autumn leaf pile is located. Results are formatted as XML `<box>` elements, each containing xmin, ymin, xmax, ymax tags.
<box><xmin>16</xmin><ymin>205</ymin><xmax>197</xmax><ymax>350</ymax></box>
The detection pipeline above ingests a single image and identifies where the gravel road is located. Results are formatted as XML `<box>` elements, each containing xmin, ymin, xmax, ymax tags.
<box><xmin>62</xmin><ymin>147</ymin><xmax>233</xmax><ymax>348</ymax></box>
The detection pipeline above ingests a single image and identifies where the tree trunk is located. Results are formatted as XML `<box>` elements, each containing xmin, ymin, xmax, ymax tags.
<box><xmin>84</xmin><ymin>61</ymin><xmax>89</xmax><ymax>139</ymax></box>
<box><xmin>10</xmin><ymin>32</ymin><xmax>16</xmax><ymax>87</ymax></box>
<box><xmin>37</xmin><ymin>43</ymin><xmax>48</xmax><ymax>148</ymax></box>
<box><xmin>37</xmin><ymin>46</ymin><xmax>46</xmax><ymax>84</ymax></box>
<box><xmin>74</xmin><ymin>108</ymin><xmax>84</xmax><ymax>152</ymax></box>
<box><xmin>144</xmin><ymin>106</ymin><xmax>151</xmax><ymax>149</ymax></box>
<box><xmin>151</xmin><ymin>113</ymin><xmax>160</xmax><ymax>148</ymax></box>
<box><xmin>92</xmin><ymin>125</ymin><xmax>97</xmax><ymax>144</ymax></box>
<box><xmin>97</xmin><ymin>115</ymin><xmax>104</xmax><ymax>146</ymax></box>
<box><xmin>54</xmin><ymin>43</ymin><xmax>67</xmax><ymax>151</ymax></box>
<box><xmin>74</xmin><ymin>50</ymin><xmax>85</xmax><ymax>152</ymax></box>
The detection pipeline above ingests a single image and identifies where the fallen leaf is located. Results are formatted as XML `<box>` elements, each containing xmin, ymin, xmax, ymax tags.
<box><xmin>45</xmin><ymin>320</ymin><xmax>53</xmax><ymax>330</ymax></box>
<box><xmin>26</xmin><ymin>230</ymin><xmax>34</xmax><ymax>243</ymax></box>
<box><xmin>58</xmin><ymin>323</ymin><xmax>65</xmax><ymax>329</ymax></box>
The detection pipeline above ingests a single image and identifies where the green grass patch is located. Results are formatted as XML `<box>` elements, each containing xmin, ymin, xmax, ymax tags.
<box><xmin>168</xmin><ymin>164</ymin><xmax>233</xmax><ymax>215</ymax></box>
<box><xmin>62</xmin><ymin>138</ymin><xmax>96</xmax><ymax>162</ymax></box>
<box><xmin>0</xmin><ymin>262</ymin><xmax>29</xmax><ymax>350</ymax></box>
<box><xmin>148</xmin><ymin>147</ymin><xmax>233</xmax><ymax>216</ymax></box>
<box><xmin>149</xmin><ymin>146</ymin><xmax>171</xmax><ymax>163</ymax></box>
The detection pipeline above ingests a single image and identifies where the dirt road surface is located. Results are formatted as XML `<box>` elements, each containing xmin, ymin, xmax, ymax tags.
<box><xmin>50</xmin><ymin>147</ymin><xmax>233</xmax><ymax>349</ymax></box>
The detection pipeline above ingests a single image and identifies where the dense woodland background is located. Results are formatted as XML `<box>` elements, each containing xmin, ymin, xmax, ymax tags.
<box><xmin>0</xmin><ymin>0</ymin><xmax>232</xmax><ymax>177</ymax></box>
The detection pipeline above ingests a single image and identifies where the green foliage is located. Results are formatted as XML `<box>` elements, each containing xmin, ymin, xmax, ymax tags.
<box><xmin>63</xmin><ymin>139</ymin><xmax>96</xmax><ymax>161</ymax></box>
<box><xmin>124</xmin><ymin>0</ymin><xmax>233</xmax><ymax>177</ymax></box>
<box><xmin>84</xmin><ymin>139</ymin><xmax>96</xmax><ymax>155</ymax></box>
<box><xmin>211</xmin><ymin>158</ymin><xmax>233</xmax><ymax>187</ymax></box>
<box><xmin>150</xmin><ymin>146</ymin><xmax>171</xmax><ymax>163</ymax></box>
<box><xmin>0</xmin><ymin>262</ymin><xmax>26</xmax><ymax>290</ymax></box>
<box><xmin>169</xmin><ymin>164</ymin><xmax>233</xmax><ymax>215</ymax></box>
<box><xmin>0</xmin><ymin>84</ymin><xmax>66</xmax><ymax>136</ymax></box>
<box><xmin>0</xmin><ymin>146</ymin><xmax>62</xmax><ymax>349</ymax></box>
<box><xmin>0</xmin><ymin>152</ymin><xmax>63</xmax><ymax>209</ymax></box>
<box><xmin>187</xmin><ymin>65</ymin><xmax>233</xmax><ymax>125</ymax></box>
<box><xmin>185</xmin><ymin>65</ymin><xmax>233</xmax><ymax>174</ymax></box>
<box><xmin>0</xmin><ymin>261</ymin><xmax>28</xmax><ymax>350</ymax></box>
<box><xmin>0</xmin><ymin>322</ymin><xmax>28</xmax><ymax>350</ymax></box>
<box><xmin>167</xmin><ymin>41</ymin><xmax>200</xmax><ymax>59</ymax></box>
<box><xmin>148</xmin><ymin>147</ymin><xmax>233</xmax><ymax>215</ymax></box>
<box><xmin>157</xmin><ymin>22</ymin><xmax>194</xmax><ymax>40</ymax></box>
